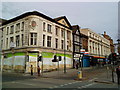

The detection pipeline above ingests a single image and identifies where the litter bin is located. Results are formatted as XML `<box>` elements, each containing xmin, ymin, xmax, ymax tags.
<box><xmin>78</xmin><ymin>71</ymin><xmax>82</xmax><ymax>79</ymax></box>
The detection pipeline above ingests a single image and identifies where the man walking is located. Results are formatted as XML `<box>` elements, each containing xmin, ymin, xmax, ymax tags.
<box><xmin>31</xmin><ymin>65</ymin><xmax>33</xmax><ymax>76</ymax></box>
<box><xmin>37</xmin><ymin>65</ymin><xmax>41</xmax><ymax>76</ymax></box>
<box><xmin>116</xmin><ymin>65</ymin><xmax>120</xmax><ymax>85</ymax></box>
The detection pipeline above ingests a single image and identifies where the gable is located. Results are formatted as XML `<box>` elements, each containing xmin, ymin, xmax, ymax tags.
<box><xmin>57</xmin><ymin>19</ymin><xmax>69</xmax><ymax>27</ymax></box>
<box><xmin>54</xmin><ymin>16</ymin><xmax>71</xmax><ymax>28</ymax></box>
<box><xmin>76</xmin><ymin>29</ymin><xmax>80</xmax><ymax>35</ymax></box>
<box><xmin>72</xmin><ymin>25</ymin><xmax>80</xmax><ymax>34</ymax></box>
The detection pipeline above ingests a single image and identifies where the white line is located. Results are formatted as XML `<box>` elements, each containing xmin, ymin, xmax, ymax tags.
<box><xmin>48</xmin><ymin>81</ymin><xmax>82</xmax><ymax>89</ymax></box>
<box><xmin>64</xmin><ymin>84</ymin><xmax>68</xmax><ymax>85</ymax></box>
<box><xmin>53</xmin><ymin>86</ymin><xmax>58</xmax><ymax>88</ymax></box>
<box><xmin>11</xmin><ymin>81</ymin><xmax>38</xmax><ymax>86</ymax></box>
<box><xmin>60</xmin><ymin>84</ymin><xmax>64</xmax><ymax>87</ymax></box>
<box><xmin>68</xmin><ymin>83</ymin><xmax>72</xmax><ymax>84</ymax></box>
<box><xmin>49</xmin><ymin>87</ymin><xmax>53</xmax><ymax>89</ymax></box>
<box><xmin>78</xmin><ymin>83</ymin><xmax>96</xmax><ymax>89</ymax></box>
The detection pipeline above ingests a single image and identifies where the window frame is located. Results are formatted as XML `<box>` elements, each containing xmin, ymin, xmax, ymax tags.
<box><xmin>47</xmin><ymin>36</ymin><xmax>52</xmax><ymax>47</ymax></box>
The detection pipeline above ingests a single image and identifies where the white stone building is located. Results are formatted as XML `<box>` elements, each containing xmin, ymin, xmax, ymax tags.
<box><xmin>0</xmin><ymin>11</ymin><xmax>73</xmax><ymax>72</ymax></box>
<box><xmin>80</xmin><ymin>28</ymin><xmax>111</xmax><ymax>58</ymax></box>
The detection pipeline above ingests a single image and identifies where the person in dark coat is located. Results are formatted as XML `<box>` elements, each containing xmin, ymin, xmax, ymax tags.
<box><xmin>31</xmin><ymin>65</ymin><xmax>33</xmax><ymax>76</ymax></box>
<box><xmin>37</xmin><ymin>65</ymin><xmax>41</xmax><ymax>76</ymax></box>
<box><xmin>116</xmin><ymin>65</ymin><xmax>120</xmax><ymax>84</ymax></box>
<box><xmin>76</xmin><ymin>63</ymin><xmax>79</xmax><ymax>70</ymax></box>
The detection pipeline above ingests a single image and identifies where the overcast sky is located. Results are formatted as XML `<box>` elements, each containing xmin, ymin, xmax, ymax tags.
<box><xmin>1</xmin><ymin>2</ymin><xmax>118</xmax><ymax>43</ymax></box>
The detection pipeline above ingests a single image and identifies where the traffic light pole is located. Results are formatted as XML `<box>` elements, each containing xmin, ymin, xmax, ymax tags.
<box><xmin>64</xmin><ymin>28</ymin><xmax>66</xmax><ymax>74</ymax></box>
<box><xmin>111</xmin><ymin>54</ymin><xmax>114</xmax><ymax>83</ymax></box>
<box><xmin>41</xmin><ymin>57</ymin><xmax>43</xmax><ymax>76</ymax></box>
<box><xmin>58</xmin><ymin>58</ymin><xmax>59</xmax><ymax>78</ymax></box>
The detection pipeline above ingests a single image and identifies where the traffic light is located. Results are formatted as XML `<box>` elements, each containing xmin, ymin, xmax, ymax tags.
<box><xmin>38</xmin><ymin>56</ymin><xmax>42</xmax><ymax>62</ymax></box>
<box><xmin>52</xmin><ymin>55</ymin><xmax>58</xmax><ymax>62</ymax></box>
<box><xmin>54</xmin><ymin>55</ymin><xmax>57</xmax><ymax>60</ymax></box>
<box><xmin>112</xmin><ymin>53</ymin><xmax>116</xmax><ymax>61</ymax></box>
<box><xmin>59</xmin><ymin>56</ymin><xmax>61</xmax><ymax>61</ymax></box>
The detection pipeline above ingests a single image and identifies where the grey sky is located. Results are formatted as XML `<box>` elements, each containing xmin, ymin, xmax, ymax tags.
<box><xmin>1</xmin><ymin>2</ymin><xmax>118</xmax><ymax>43</ymax></box>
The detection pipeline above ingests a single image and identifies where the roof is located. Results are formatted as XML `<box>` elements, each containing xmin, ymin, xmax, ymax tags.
<box><xmin>0</xmin><ymin>18</ymin><xmax>7</xmax><ymax>26</ymax></box>
<box><xmin>2</xmin><ymin>11</ymin><xmax>72</xmax><ymax>29</ymax></box>
<box><xmin>72</xmin><ymin>25</ymin><xmax>80</xmax><ymax>33</ymax></box>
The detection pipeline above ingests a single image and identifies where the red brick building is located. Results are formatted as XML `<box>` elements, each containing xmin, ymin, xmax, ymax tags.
<box><xmin>103</xmin><ymin>31</ymin><xmax>115</xmax><ymax>53</ymax></box>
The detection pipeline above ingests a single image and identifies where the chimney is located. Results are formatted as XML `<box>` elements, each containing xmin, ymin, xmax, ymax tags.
<box><xmin>104</xmin><ymin>31</ymin><xmax>106</xmax><ymax>35</ymax></box>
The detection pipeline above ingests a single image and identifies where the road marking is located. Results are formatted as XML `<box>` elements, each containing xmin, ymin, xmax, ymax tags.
<box><xmin>60</xmin><ymin>84</ymin><xmax>64</xmax><ymax>87</ymax></box>
<box><xmin>54</xmin><ymin>86</ymin><xmax>59</xmax><ymax>88</ymax></box>
<box><xmin>49</xmin><ymin>87</ymin><xmax>53</xmax><ymax>89</ymax></box>
<box><xmin>11</xmin><ymin>81</ymin><xmax>39</xmax><ymax>86</ymax></box>
<box><xmin>68</xmin><ymin>82</ymin><xmax>72</xmax><ymax>84</ymax></box>
<box><xmin>48</xmin><ymin>81</ymin><xmax>83</xmax><ymax>89</ymax></box>
<box><xmin>78</xmin><ymin>83</ymin><xmax>96</xmax><ymax>89</ymax></box>
<box><xmin>64</xmin><ymin>84</ymin><xmax>68</xmax><ymax>85</ymax></box>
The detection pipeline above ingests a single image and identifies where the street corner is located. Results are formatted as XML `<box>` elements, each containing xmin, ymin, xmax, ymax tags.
<box><xmin>74</xmin><ymin>77</ymin><xmax>88</xmax><ymax>81</ymax></box>
<box><xmin>94</xmin><ymin>80</ymin><xmax>114</xmax><ymax>84</ymax></box>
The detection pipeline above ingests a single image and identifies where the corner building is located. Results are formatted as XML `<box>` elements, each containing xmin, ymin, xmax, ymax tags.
<box><xmin>0</xmin><ymin>11</ymin><xmax>73</xmax><ymax>73</ymax></box>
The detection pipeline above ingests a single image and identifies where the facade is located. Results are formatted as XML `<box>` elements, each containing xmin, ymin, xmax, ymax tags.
<box><xmin>81</xmin><ymin>33</ymin><xmax>88</xmax><ymax>52</ymax></box>
<box><xmin>80</xmin><ymin>28</ymin><xmax>111</xmax><ymax>59</ymax></box>
<box><xmin>72</xmin><ymin>25</ymin><xmax>81</xmax><ymax>68</ymax></box>
<box><xmin>0</xmin><ymin>11</ymin><xmax>73</xmax><ymax>73</ymax></box>
<box><xmin>102</xmin><ymin>31</ymin><xmax>115</xmax><ymax>53</ymax></box>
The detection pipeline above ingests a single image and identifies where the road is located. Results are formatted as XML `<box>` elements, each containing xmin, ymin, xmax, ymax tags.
<box><xmin>1</xmin><ymin>66</ymin><xmax>119</xmax><ymax>90</ymax></box>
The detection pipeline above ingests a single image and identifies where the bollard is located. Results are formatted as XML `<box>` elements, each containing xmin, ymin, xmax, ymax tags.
<box><xmin>107</xmin><ymin>66</ymin><xmax>109</xmax><ymax>70</ymax></box>
<box><xmin>78</xmin><ymin>71</ymin><xmax>82</xmax><ymax>79</ymax></box>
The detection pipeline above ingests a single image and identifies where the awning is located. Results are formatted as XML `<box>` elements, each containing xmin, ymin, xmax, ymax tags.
<box><xmin>93</xmin><ymin>56</ymin><xmax>105</xmax><ymax>58</ymax></box>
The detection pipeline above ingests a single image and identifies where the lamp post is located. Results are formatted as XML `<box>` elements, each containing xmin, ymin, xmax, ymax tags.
<box><xmin>63</xmin><ymin>21</ymin><xmax>66</xmax><ymax>74</ymax></box>
<box><xmin>117</xmin><ymin>39</ymin><xmax>120</xmax><ymax>55</ymax></box>
<box><xmin>117</xmin><ymin>39</ymin><xmax>120</xmax><ymax>44</ymax></box>
<box><xmin>64</xmin><ymin>28</ymin><xmax>66</xmax><ymax>73</ymax></box>
<box><xmin>80</xmin><ymin>43</ymin><xmax>82</xmax><ymax>70</ymax></box>
<box><xmin>0</xmin><ymin>48</ymin><xmax>2</xmax><ymax>71</ymax></box>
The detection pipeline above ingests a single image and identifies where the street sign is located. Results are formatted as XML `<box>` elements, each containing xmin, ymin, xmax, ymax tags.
<box><xmin>80</xmin><ymin>49</ymin><xmax>85</xmax><ymax>53</ymax></box>
<box><xmin>84</xmin><ymin>52</ymin><xmax>89</xmax><ymax>55</ymax></box>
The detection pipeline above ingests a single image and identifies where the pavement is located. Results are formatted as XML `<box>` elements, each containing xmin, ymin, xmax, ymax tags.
<box><xmin>22</xmin><ymin>65</ymin><xmax>117</xmax><ymax>83</ymax></box>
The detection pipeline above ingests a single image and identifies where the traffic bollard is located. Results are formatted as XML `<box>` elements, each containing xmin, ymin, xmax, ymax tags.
<box><xmin>78</xmin><ymin>71</ymin><xmax>82</xmax><ymax>79</ymax></box>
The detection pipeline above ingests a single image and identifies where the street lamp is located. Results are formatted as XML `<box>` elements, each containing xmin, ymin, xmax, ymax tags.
<box><xmin>64</xmin><ymin>28</ymin><xmax>66</xmax><ymax>74</ymax></box>
<box><xmin>0</xmin><ymin>49</ymin><xmax>3</xmax><ymax>72</ymax></box>
<box><xmin>117</xmin><ymin>39</ymin><xmax>120</xmax><ymax>44</ymax></box>
<box><xmin>63</xmin><ymin>21</ymin><xmax>66</xmax><ymax>74</ymax></box>
<box><xmin>117</xmin><ymin>39</ymin><xmax>120</xmax><ymax>55</ymax></box>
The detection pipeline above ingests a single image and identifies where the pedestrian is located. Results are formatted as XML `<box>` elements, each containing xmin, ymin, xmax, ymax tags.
<box><xmin>31</xmin><ymin>65</ymin><xmax>33</xmax><ymax>76</ymax></box>
<box><xmin>116</xmin><ymin>65</ymin><xmax>120</xmax><ymax>85</ymax></box>
<box><xmin>76</xmin><ymin>63</ymin><xmax>79</xmax><ymax>70</ymax></box>
<box><xmin>37</xmin><ymin>65</ymin><xmax>41</xmax><ymax>76</ymax></box>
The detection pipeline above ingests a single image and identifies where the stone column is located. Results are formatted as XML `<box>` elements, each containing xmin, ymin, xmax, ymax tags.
<box><xmin>1</xmin><ymin>53</ymin><xmax>4</xmax><ymax>72</ymax></box>
<box><xmin>24</xmin><ymin>19</ymin><xmax>30</xmax><ymax>46</ymax></box>
<box><xmin>59</xmin><ymin>28</ymin><xmax>61</xmax><ymax>49</ymax></box>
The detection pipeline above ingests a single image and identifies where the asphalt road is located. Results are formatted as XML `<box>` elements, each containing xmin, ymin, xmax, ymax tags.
<box><xmin>1</xmin><ymin>66</ymin><xmax>119</xmax><ymax>90</ymax></box>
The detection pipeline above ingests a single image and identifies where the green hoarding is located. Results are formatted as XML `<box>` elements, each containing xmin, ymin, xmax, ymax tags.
<box><xmin>42</xmin><ymin>52</ymin><xmax>72</xmax><ymax>58</ymax></box>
